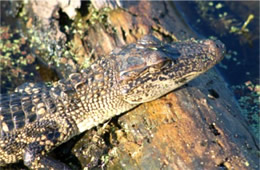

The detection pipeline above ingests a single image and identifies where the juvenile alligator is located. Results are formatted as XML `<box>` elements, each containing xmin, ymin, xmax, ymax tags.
<box><xmin>0</xmin><ymin>35</ymin><xmax>225</xmax><ymax>169</ymax></box>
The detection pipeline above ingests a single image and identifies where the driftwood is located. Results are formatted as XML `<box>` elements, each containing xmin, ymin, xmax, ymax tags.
<box><xmin>2</xmin><ymin>0</ymin><xmax>258</xmax><ymax>169</ymax></box>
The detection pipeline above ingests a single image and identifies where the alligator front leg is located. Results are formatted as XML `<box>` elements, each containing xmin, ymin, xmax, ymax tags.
<box><xmin>22</xmin><ymin>120</ymin><xmax>73</xmax><ymax>170</ymax></box>
<box><xmin>24</xmin><ymin>143</ymin><xmax>71</xmax><ymax>170</ymax></box>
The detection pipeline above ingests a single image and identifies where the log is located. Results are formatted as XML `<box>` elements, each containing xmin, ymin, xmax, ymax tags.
<box><xmin>2</xmin><ymin>0</ymin><xmax>258</xmax><ymax>169</ymax></box>
<box><xmin>74</xmin><ymin>1</ymin><xmax>258</xmax><ymax>170</ymax></box>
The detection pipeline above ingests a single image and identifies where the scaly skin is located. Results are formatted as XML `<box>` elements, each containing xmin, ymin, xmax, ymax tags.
<box><xmin>0</xmin><ymin>35</ymin><xmax>225</xmax><ymax>169</ymax></box>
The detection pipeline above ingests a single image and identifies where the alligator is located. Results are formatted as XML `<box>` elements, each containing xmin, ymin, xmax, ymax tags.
<box><xmin>0</xmin><ymin>35</ymin><xmax>225</xmax><ymax>169</ymax></box>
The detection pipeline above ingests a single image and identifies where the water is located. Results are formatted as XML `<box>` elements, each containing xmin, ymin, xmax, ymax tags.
<box><xmin>175</xmin><ymin>1</ymin><xmax>260</xmax><ymax>140</ymax></box>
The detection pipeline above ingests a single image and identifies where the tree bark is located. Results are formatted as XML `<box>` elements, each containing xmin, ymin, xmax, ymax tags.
<box><xmin>77</xmin><ymin>1</ymin><xmax>258</xmax><ymax>170</ymax></box>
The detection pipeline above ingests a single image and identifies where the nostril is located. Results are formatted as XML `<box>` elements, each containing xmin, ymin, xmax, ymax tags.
<box><xmin>215</xmin><ymin>42</ymin><xmax>221</xmax><ymax>48</ymax></box>
<box><xmin>215</xmin><ymin>40</ymin><xmax>222</xmax><ymax>48</ymax></box>
<box><xmin>215</xmin><ymin>40</ymin><xmax>226</xmax><ymax>52</ymax></box>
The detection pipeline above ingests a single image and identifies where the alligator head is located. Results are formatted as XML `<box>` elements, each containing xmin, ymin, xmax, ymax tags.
<box><xmin>114</xmin><ymin>35</ymin><xmax>225</xmax><ymax>104</ymax></box>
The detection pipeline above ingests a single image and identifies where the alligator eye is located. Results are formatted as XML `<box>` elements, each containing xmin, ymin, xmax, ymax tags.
<box><xmin>119</xmin><ymin>56</ymin><xmax>147</xmax><ymax>81</ymax></box>
<box><xmin>119</xmin><ymin>71</ymin><xmax>139</xmax><ymax>81</ymax></box>
<box><xmin>161</xmin><ymin>60</ymin><xmax>172</xmax><ymax>69</ymax></box>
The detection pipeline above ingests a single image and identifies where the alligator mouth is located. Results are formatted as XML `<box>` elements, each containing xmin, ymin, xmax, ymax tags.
<box><xmin>174</xmin><ymin>71</ymin><xmax>203</xmax><ymax>85</ymax></box>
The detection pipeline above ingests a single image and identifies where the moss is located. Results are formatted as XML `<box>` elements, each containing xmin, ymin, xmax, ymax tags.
<box><xmin>232</xmin><ymin>81</ymin><xmax>260</xmax><ymax>140</ymax></box>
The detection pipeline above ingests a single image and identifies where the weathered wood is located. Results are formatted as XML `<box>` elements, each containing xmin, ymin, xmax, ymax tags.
<box><xmin>75</xmin><ymin>1</ymin><xmax>258</xmax><ymax>170</ymax></box>
<box><xmin>2</xmin><ymin>0</ymin><xmax>258</xmax><ymax>169</ymax></box>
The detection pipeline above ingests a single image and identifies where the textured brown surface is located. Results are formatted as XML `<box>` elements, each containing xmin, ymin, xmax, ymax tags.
<box><xmin>0</xmin><ymin>0</ymin><xmax>258</xmax><ymax>169</ymax></box>
<box><xmin>107</xmin><ymin>70</ymin><xmax>258</xmax><ymax>170</ymax></box>
<box><xmin>78</xmin><ymin>1</ymin><xmax>258</xmax><ymax>170</ymax></box>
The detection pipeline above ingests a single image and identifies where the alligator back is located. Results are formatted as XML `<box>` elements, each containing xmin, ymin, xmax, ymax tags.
<box><xmin>0</xmin><ymin>83</ymin><xmax>53</xmax><ymax>136</ymax></box>
<box><xmin>0</xmin><ymin>70</ymin><xmax>91</xmax><ymax>137</ymax></box>
<box><xmin>0</xmin><ymin>55</ymin><xmax>123</xmax><ymax>138</ymax></box>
